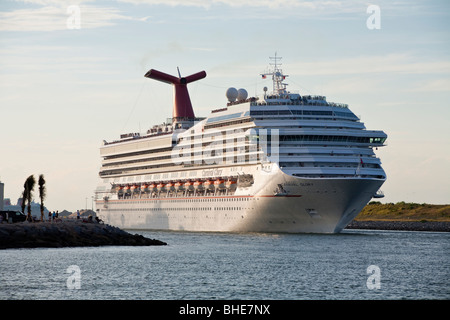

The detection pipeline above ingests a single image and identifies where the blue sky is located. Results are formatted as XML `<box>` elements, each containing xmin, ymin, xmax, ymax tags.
<box><xmin>1</xmin><ymin>0</ymin><xmax>449</xmax><ymax>211</ymax></box>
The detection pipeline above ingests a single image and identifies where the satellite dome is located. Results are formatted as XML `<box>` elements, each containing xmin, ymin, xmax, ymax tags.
<box><xmin>237</xmin><ymin>88</ymin><xmax>248</xmax><ymax>101</ymax></box>
<box><xmin>226</xmin><ymin>87</ymin><xmax>238</xmax><ymax>102</ymax></box>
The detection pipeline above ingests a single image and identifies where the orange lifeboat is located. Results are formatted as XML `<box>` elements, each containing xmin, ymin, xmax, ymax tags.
<box><xmin>174</xmin><ymin>181</ymin><xmax>184</xmax><ymax>190</ymax></box>
<box><xmin>130</xmin><ymin>185</ymin><xmax>138</xmax><ymax>192</ymax></box>
<box><xmin>184</xmin><ymin>180</ymin><xmax>194</xmax><ymax>191</ymax></box>
<box><xmin>225</xmin><ymin>179</ymin><xmax>237</xmax><ymax>189</ymax></box>
<box><xmin>117</xmin><ymin>185</ymin><xmax>124</xmax><ymax>193</ymax></box>
<box><xmin>166</xmin><ymin>182</ymin><xmax>175</xmax><ymax>191</ymax></box>
<box><xmin>204</xmin><ymin>180</ymin><xmax>214</xmax><ymax>190</ymax></box>
<box><xmin>193</xmin><ymin>180</ymin><xmax>204</xmax><ymax>190</ymax></box>
<box><xmin>156</xmin><ymin>182</ymin><xmax>165</xmax><ymax>191</ymax></box>
<box><xmin>214</xmin><ymin>178</ymin><xmax>225</xmax><ymax>189</ymax></box>
<box><xmin>141</xmin><ymin>184</ymin><xmax>149</xmax><ymax>192</ymax></box>
<box><xmin>123</xmin><ymin>185</ymin><xmax>130</xmax><ymax>193</ymax></box>
<box><xmin>149</xmin><ymin>183</ymin><xmax>157</xmax><ymax>191</ymax></box>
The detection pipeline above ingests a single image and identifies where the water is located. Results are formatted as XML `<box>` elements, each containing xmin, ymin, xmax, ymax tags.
<box><xmin>0</xmin><ymin>229</ymin><xmax>449</xmax><ymax>300</ymax></box>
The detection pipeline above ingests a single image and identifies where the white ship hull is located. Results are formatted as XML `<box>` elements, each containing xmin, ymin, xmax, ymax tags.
<box><xmin>96</xmin><ymin>167</ymin><xmax>383</xmax><ymax>233</ymax></box>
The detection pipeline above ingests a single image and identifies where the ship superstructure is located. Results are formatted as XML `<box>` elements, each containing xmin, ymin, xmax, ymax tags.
<box><xmin>95</xmin><ymin>55</ymin><xmax>387</xmax><ymax>233</ymax></box>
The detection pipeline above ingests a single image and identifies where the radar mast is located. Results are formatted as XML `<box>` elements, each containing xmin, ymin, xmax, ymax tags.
<box><xmin>260</xmin><ymin>52</ymin><xmax>289</xmax><ymax>95</ymax></box>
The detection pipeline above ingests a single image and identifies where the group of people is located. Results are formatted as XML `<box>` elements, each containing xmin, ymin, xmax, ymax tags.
<box><xmin>76</xmin><ymin>210</ymin><xmax>103</xmax><ymax>223</ymax></box>
<box><xmin>42</xmin><ymin>209</ymin><xmax>102</xmax><ymax>223</ymax></box>
<box><xmin>48</xmin><ymin>210</ymin><xmax>60</xmax><ymax>222</ymax></box>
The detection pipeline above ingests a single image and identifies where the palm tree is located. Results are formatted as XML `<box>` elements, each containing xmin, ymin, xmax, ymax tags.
<box><xmin>20</xmin><ymin>188</ymin><xmax>27</xmax><ymax>214</ymax></box>
<box><xmin>24</xmin><ymin>175</ymin><xmax>36</xmax><ymax>222</ymax></box>
<box><xmin>38</xmin><ymin>174</ymin><xmax>46</xmax><ymax>222</ymax></box>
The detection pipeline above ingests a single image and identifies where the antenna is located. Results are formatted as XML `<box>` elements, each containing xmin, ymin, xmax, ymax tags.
<box><xmin>260</xmin><ymin>52</ymin><xmax>289</xmax><ymax>95</ymax></box>
<box><xmin>145</xmin><ymin>68</ymin><xmax>206</xmax><ymax>123</ymax></box>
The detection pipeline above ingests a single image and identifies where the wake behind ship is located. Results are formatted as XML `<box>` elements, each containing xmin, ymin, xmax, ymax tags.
<box><xmin>95</xmin><ymin>55</ymin><xmax>387</xmax><ymax>233</ymax></box>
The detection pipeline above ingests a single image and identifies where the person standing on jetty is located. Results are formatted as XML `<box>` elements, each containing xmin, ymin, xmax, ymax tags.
<box><xmin>77</xmin><ymin>210</ymin><xmax>80</xmax><ymax>219</ymax></box>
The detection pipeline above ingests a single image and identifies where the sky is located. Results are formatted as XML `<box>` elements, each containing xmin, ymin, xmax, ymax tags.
<box><xmin>0</xmin><ymin>0</ymin><xmax>449</xmax><ymax>212</ymax></box>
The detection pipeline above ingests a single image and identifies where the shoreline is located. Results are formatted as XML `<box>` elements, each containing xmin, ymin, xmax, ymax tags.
<box><xmin>1</xmin><ymin>218</ymin><xmax>448</xmax><ymax>250</ymax></box>
<box><xmin>0</xmin><ymin>219</ymin><xmax>167</xmax><ymax>249</ymax></box>
<box><xmin>345</xmin><ymin>220</ymin><xmax>450</xmax><ymax>232</ymax></box>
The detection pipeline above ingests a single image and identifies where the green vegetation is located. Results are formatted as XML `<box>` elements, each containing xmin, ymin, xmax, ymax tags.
<box><xmin>356</xmin><ymin>201</ymin><xmax>450</xmax><ymax>222</ymax></box>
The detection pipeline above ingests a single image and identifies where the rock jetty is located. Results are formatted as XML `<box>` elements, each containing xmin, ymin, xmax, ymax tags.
<box><xmin>346</xmin><ymin>220</ymin><xmax>450</xmax><ymax>232</ymax></box>
<box><xmin>0</xmin><ymin>219</ymin><xmax>167</xmax><ymax>249</ymax></box>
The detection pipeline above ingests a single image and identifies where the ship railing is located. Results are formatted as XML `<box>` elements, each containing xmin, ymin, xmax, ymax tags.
<box><xmin>250</xmin><ymin>96</ymin><xmax>348</xmax><ymax>108</ymax></box>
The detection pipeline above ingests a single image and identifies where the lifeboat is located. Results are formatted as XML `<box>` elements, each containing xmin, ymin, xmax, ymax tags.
<box><xmin>225</xmin><ymin>179</ymin><xmax>237</xmax><ymax>189</ymax></box>
<box><xmin>174</xmin><ymin>181</ymin><xmax>184</xmax><ymax>190</ymax></box>
<box><xmin>123</xmin><ymin>185</ymin><xmax>130</xmax><ymax>193</ymax></box>
<box><xmin>184</xmin><ymin>181</ymin><xmax>194</xmax><ymax>191</ymax></box>
<box><xmin>156</xmin><ymin>182</ymin><xmax>165</xmax><ymax>191</ymax></box>
<box><xmin>116</xmin><ymin>185</ymin><xmax>124</xmax><ymax>193</ymax></box>
<box><xmin>149</xmin><ymin>183</ymin><xmax>157</xmax><ymax>191</ymax></box>
<box><xmin>141</xmin><ymin>184</ymin><xmax>149</xmax><ymax>192</ymax></box>
<box><xmin>193</xmin><ymin>180</ymin><xmax>204</xmax><ymax>190</ymax></box>
<box><xmin>166</xmin><ymin>182</ymin><xmax>175</xmax><ymax>191</ymax></box>
<box><xmin>204</xmin><ymin>180</ymin><xmax>214</xmax><ymax>190</ymax></box>
<box><xmin>130</xmin><ymin>185</ymin><xmax>138</xmax><ymax>193</ymax></box>
<box><xmin>214</xmin><ymin>178</ymin><xmax>225</xmax><ymax>189</ymax></box>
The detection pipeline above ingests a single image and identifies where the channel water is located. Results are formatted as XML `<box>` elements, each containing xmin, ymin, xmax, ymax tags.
<box><xmin>1</xmin><ymin>229</ymin><xmax>448</xmax><ymax>300</ymax></box>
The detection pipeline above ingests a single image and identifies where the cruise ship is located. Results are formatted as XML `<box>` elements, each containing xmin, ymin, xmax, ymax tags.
<box><xmin>94</xmin><ymin>55</ymin><xmax>387</xmax><ymax>233</ymax></box>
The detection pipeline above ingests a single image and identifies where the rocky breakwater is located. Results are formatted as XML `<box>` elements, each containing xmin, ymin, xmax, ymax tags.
<box><xmin>346</xmin><ymin>220</ymin><xmax>450</xmax><ymax>232</ymax></box>
<box><xmin>0</xmin><ymin>219</ymin><xmax>167</xmax><ymax>249</ymax></box>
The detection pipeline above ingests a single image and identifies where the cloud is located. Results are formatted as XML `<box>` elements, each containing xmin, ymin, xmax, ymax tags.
<box><xmin>290</xmin><ymin>54</ymin><xmax>450</xmax><ymax>76</ymax></box>
<box><xmin>411</xmin><ymin>78</ymin><xmax>450</xmax><ymax>92</ymax></box>
<box><xmin>0</xmin><ymin>4</ymin><xmax>140</xmax><ymax>31</ymax></box>
<box><xmin>118</xmin><ymin>0</ymin><xmax>361</xmax><ymax>12</ymax></box>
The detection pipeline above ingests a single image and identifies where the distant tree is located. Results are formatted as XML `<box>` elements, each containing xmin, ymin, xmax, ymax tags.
<box><xmin>24</xmin><ymin>175</ymin><xmax>36</xmax><ymax>222</ymax></box>
<box><xmin>38</xmin><ymin>174</ymin><xmax>46</xmax><ymax>222</ymax></box>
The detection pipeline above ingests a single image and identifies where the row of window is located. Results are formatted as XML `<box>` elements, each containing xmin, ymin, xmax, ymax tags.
<box><xmin>105</xmin><ymin>207</ymin><xmax>244</xmax><ymax>212</ymax></box>
<box><xmin>292</xmin><ymin>173</ymin><xmax>386</xmax><ymax>179</ymax></box>
<box><xmin>104</xmin><ymin>147</ymin><xmax>172</xmax><ymax>161</ymax></box>
<box><xmin>110</xmin><ymin>197</ymin><xmax>253</xmax><ymax>204</ymax></box>
<box><xmin>250</xmin><ymin>109</ymin><xmax>358</xmax><ymax>119</ymax></box>
<box><xmin>279</xmin><ymin>162</ymin><xmax>381</xmax><ymax>168</ymax></box>
<box><xmin>279</xmin><ymin>135</ymin><xmax>386</xmax><ymax>144</ymax></box>
<box><xmin>203</xmin><ymin>117</ymin><xmax>253</xmax><ymax>130</ymax></box>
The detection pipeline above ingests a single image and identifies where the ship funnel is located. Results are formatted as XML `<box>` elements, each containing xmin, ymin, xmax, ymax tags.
<box><xmin>144</xmin><ymin>68</ymin><xmax>206</xmax><ymax>122</ymax></box>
